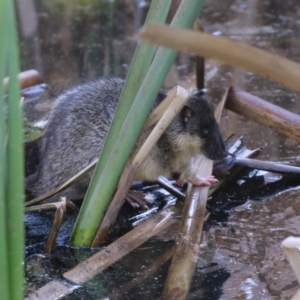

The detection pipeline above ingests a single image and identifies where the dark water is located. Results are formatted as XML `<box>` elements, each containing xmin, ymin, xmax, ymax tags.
<box><xmin>21</xmin><ymin>0</ymin><xmax>300</xmax><ymax>299</ymax></box>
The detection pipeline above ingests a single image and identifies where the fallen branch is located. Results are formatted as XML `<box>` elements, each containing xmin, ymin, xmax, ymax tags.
<box><xmin>226</xmin><ymin>86</ymin><xmax>300</xmax><ymax>141</ymax></box>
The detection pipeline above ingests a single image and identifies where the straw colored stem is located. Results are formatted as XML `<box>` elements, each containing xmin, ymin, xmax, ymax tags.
<box><xmin>161</xmin><ymin>157</ymin><xmax>212</xmax><ymax>300</ymax></box>
<box><xmin>138</xmin><ymin>24</ymin><xmax>300</xmax><ymax>94</ymax></box>
<box><xmin>92</xmin><ymin>86</ymin><xmax>189</xmax><ymax>246</ymax></box>
<box><xmin>142</xmin><ymin>86</ymin><xmax>177</xmax><ymax>130</ymax></box>
<box><xmin>25</xmin><ymin>159</ymin><xmax>97</xmax><ymax>206</ymax></box>
<box><xmin>132</xmin><ymin>86</ymin><xmax>189</xmax><ymax>167</ymax></box>
<box><xmin>44</xmin><ymin>198</ymin><xmax>66</xmax><ymax>254</ymax></box>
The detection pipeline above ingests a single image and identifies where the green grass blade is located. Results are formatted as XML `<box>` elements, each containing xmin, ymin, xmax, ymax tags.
<box><xmin>71</xmin><ymin>0</ymin><xmax>205</xmax><ymax>247</ymax></box>
<box><xmin>5</xmin><ymin>0</ymin><xmax>24</xmax><ymax>299</ymax></box>
<box><xmin>0</xmin><ymin>0</ymin><xmax>10</xmax><ymax>298</ymax></box>
<box><xmin>70</xmin><ymin>0</ymin><xmax>172</xmax><ymax>246</ymax></box>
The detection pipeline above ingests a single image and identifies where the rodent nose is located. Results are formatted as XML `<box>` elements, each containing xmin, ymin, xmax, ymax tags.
<box><xmin>193</xmin><ymin>89</ymin><xmax>206</xmax><ymax>98</ymax></box>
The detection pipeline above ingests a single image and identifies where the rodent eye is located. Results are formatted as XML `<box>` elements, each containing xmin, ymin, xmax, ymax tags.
<box><xmin>202</xmin><ymin>129</ymin><xmax>209</xmax><ymax>136</ymax></box>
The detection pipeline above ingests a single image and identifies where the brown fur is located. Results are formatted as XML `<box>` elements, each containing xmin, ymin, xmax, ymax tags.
<box><xmin>26</xmin><ymin>77</ymin><xmax>227</xmax><ymax>202</ymax></box>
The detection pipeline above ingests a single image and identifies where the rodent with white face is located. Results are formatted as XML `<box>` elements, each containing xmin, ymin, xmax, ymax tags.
<box><xmin>26</xmin><ymin>77</ymin><xmax>227</xmax><ymax>203</ymax></box>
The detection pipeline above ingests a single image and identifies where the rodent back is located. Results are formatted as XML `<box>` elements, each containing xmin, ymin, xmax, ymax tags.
<box><xmin>30</xmin><ymin>77</ymin><xmax>125</xmax><ymax>197</ymax></box>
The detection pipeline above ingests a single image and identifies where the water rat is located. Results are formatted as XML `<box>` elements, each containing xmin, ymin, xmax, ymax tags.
<box><xmin>26</xmin><ymin>77</ymin><xmax>227</xmax><ymax>203</ymax></box>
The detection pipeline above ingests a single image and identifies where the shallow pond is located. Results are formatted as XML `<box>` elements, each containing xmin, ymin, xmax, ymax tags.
<box><xmin>20</xmin><ymin>0</ymin><xmax>300</xmax><ymax>299</ymax></box>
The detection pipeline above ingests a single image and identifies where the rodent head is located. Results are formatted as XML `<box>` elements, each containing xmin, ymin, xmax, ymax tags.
<box><xmin>180</xmin><ymin>90</ymin><xmax>227</xmax><ymax>161</ymax></box>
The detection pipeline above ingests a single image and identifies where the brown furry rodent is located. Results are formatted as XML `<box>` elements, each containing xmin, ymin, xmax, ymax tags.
<box><xmin>26</xmin><ymin>77</ymin><xmax>227</xmax><ymax>202</ymax></box>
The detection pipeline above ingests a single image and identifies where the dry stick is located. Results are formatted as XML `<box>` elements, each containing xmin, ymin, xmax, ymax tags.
<box><xmin>25</xmin><ymin>87</ymin><xmax>181</xmax><ymax>207</ymax></box>
<box><xmin>156</xmin><ymin>176</ymin><xmax>186</xmax><ymax>200</ymax></box>
<box><xmin>161</xmin><ymin>88</ymin><xmax>227</xmax><ymax>300</ymax></box>
<box><xmin>234</xmin><ymin>157</ymin><xmax>300</xmax><ymax>174</ymax></box>
<box><xmin>142</xmin><ymin>86</ymin><xmax>177</xmax><ymax>130</ymax></box>
<box><xmin>44</xmin><ymin>198</ymin><xmax>66</xmax><ymax>253</ymax></box>
<box><xmin>92</xmin><ymin>86</ymin><xmax>190</xmax><ymax>247</ymax></box>
<box><xmin>3</xmin><ymin>69</ymin><xmax>42</xmax><ymax>92</ymax></box>
<box><xmin>25</xmin><ymin>161</ymin><xmax>97</xmax><ymax>206</ymax></box>
<box><xmin>138</xmin><ymin>24</ymin><xmax>300</xmax><ymax>94</ymax></box>
<box><xmin>226</xmin><ymin>86</ymin><xmax>300</xmax><ymax>141</ymax></box>
<box><xmin>105</xmin><ymin>246</ymin><xmax>175</xmax><ymax>299</ymax></box>
<box><xmin>26</xmin><ymin>207</ymin><xmax>179</xmax><ymax>300</ymax></box>
<box><xmin>193</xmin><ymin>20</ymin><xmax>205</xmax><ymax>90</ymax></box>
<box><xmin>209</xmin><ymin>148</ymin><xmax>262</xmax><ymax>196</ymax></box>
<box><xmin>25</xmin><ymin>198</ymin><xmax>67</xmax><ymax>254</ymax></box>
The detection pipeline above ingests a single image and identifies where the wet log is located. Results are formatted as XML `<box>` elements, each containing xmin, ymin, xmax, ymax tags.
<box><xmin>226</xmin><ymin>86</ymin><xmax>300</xmax><ymax>141</ymax></box>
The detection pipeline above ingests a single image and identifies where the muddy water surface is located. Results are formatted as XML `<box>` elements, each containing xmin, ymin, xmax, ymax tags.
<box><xmin>21</xmin><ymin>0</ymin><xmax>300</xmax><ymax>299</ymax></box>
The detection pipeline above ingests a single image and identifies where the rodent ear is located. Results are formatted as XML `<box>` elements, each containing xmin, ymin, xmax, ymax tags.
<box><xmin>193</xmin><ymin>90</ymin><xmax>208</xmax><ymax>101</ymax></box>
<box><xmin>181</xmin><ymin>105</ymin><xmax>194</xmax><ymax>124</ymax></box>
